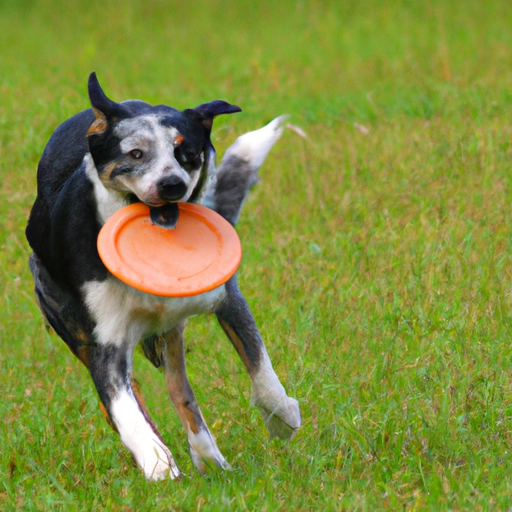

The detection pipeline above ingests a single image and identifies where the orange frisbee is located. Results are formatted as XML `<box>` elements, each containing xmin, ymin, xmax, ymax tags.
<box><xmin>97</xmin><ymin>202</ymin><xmax>242</xmax><ymax>297</ymax></box>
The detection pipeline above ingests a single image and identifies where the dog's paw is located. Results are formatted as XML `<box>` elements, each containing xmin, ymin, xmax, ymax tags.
<box><xmin>250</xmin><ymin>366</ymin><xmax>301</xmax><ymax>440</ymax></box>
<box><xmin>188</xmin><ymin>428</ymin><xmax>231</xmax><ymax>474</ymax></box>
<box><xmin>203</xmin><ymin>115</ymin><xmax>288</xmax><ymax>225</ymax></box>
<box><xmin>140</xmin><ymin>442</ymin><xmax>181</xmax><ymax>481</ymax></box>
<box><xmin>255</xmin><ymin>396</ymin><xmax>301</xmax><ymax>440</ymax></box>
<box><xmin>125</xmin><ymin>432</ymin><xmax>180</xmax><ymax>480</ymax></box>
<box><xmin>224</xmin><ymin>114</ymin><xmax>288</xmax><ymax>172</ymax></box>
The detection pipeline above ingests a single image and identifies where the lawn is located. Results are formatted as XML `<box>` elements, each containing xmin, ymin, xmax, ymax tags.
<box><xmin>2</xmin><ymin>0</ymin><xmax>512</xmax><ymax>510</ymax></box>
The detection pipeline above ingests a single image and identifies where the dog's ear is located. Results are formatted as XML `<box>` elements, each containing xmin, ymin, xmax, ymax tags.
<box><xmin>185</xmin><ymin>101</ymin><xmax>241</xmax><ymax>203</ymax></box>
<box><xmin>87</xmin><ymin>72</ymin><xmax>125</xmax><ymax>136</ymax></box>
<box><xmin>188</xmin><ymin>100</ymin><xmax>242</xmax><ymax>130</ymax></box>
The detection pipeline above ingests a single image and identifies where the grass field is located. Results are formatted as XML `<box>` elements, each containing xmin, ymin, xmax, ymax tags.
<box><xmin>2</xmin><ymin>0</ymin><xmax>512</xmax><ymax>510</ymax></box>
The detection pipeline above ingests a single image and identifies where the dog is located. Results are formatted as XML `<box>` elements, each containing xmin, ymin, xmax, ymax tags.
<box><xmin>25</xmin><ymin>72</ymin><xmax>301</xmax><ymax>480</ymax></box>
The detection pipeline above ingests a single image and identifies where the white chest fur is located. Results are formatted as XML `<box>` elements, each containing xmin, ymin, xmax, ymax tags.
<box><xmin>83</xmin><ymin>277</ymin><xmax>226</xmax><ymax>346</ymax></box>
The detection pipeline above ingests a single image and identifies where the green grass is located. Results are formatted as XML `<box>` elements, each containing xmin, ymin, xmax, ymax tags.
<box><xmin>2</xmin><ymin>0</ymin><xmax>512</xmax><ymax>509</ymax></box>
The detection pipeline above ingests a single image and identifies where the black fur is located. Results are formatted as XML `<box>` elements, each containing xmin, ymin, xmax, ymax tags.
<box><xmin>215</xmin><ymin>276</ymin><xmax>263</xmax><ymax>369</ymax></box>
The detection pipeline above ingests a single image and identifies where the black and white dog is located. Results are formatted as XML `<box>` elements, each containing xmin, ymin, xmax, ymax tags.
<box><xmin>25</xmin><ymin>73</ymin><xmax>300</xmax><ymax>480</ymax></box>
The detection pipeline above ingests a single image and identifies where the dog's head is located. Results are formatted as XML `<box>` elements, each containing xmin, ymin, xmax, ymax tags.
<box><xmin>86</xmin><ymin>72</ymin><xmax>240</xmax><ymax>225</ymax></box>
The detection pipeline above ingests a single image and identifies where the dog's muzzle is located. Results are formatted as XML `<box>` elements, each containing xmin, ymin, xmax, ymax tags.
<box><xmin>147</xmin><ymin>177</ymin><xmax>187</xmax><ymax>229</ymax></box>
<box><xmin>157</xmin><ymin>176</ymin><xmax>187</xmax><ymax>202</ymax></box>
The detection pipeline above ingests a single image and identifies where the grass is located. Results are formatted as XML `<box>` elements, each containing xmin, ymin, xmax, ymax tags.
<box><xmin>2</xmin><ymin>0</ymin><xmax>512</xmax><ymax>509</ymax></box>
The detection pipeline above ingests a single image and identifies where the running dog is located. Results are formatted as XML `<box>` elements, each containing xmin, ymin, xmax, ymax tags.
<box><xmin>25</xmin><ymin>73</ymin><xmax>300</xmax><ymax>480</ymax></box>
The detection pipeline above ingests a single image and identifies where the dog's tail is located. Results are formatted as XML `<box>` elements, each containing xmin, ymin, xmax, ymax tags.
<box><xmin>203</xmin><ymin>115</ymin><xmax>287</xmax><ymax>226</ymax></box>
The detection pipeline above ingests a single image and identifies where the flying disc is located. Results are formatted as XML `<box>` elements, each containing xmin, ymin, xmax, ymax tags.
<box><xmin>97</xmin><ymin>202</ymin><xmax>242</xmax><ymax>297</ymax></box>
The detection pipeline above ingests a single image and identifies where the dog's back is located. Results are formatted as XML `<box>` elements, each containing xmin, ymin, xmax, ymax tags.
<box><xmin>26</xmin><ymin>109</ymin><xmax>94</xmax><ymax>269</ymax></box>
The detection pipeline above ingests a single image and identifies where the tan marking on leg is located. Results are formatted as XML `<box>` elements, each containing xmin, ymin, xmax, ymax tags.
<box><xmin>99</xmin><ymin>402</ymin><xmax>118</xmax><ymax>432</ymax></box>
<box><xmin>130</xmin><ymin>377</ymin><xmax>146</xmax><ymax>408</ymax></box>
<box><xmin>217</xmin><ymin>318</ymin><xmax>254</xmax><ymax>374</ymax></box>
<box><xmin>160</xmin><ymin>329</ymin><xmax>204</xmax><ymax>435</ymax></box>
<box><xmin>76</xmin><ymin>344</ymin><xmax>91</xmax><ymax>368</ymax></box>
<box><xmin>159</xmin><ymin>327</ymin><xmax>229</xmax><ymax>471</ymax></box>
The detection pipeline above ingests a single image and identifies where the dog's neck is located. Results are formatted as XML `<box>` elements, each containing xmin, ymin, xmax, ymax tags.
<box><xmin>84</xmin><ymin>153</ymin><xmax>130</xmax><ymax>225</ymax></box>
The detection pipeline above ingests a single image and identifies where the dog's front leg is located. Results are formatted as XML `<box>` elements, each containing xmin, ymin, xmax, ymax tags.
<box><xmin>215</xmin><ymin>277</ymin><xmax>301</xmax><ymax>439</ymax></box>
<box><xmin>87</xmin><ymin>343</ymin><xmax>180</xmax><ymax>480</ymax></box>
<box><xmin>159</xmin><ymin>325</ymin><xmax>231</xmax><ymax>473</ymax></box>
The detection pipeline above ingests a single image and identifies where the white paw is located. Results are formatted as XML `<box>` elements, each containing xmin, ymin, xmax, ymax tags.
<box><xmin>250</xmin><ymin>360</ymin><xmax>301</xmax><ymax>440</ymax></box>
<box><xmin>138</xmin><ymin>439</ymin><xmax>181</xmax><ymax>481</ymax></box>
<box><xmin>110</xmin><ymin>390</ymin><xmax>181</xmax><ymax>480</ymax></box>
<box><xmin>254</xmin><ymin>395</ymin><xmax>301</xmax><ymax>440</ymax></box>
<box><xmin>223</xmin><ymin>114</ymin><xmax>288</xmax><ymax>170</ymax></box>
<box><xmin>188</xmin><ymin>428</ymin><xmax>231</xmax><ymax>474</ymax></box>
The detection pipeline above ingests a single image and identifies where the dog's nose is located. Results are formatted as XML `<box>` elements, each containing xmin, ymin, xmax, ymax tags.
<box><xmin>157</xmin><ymin>176</ymin><xmax>187</xmax><ymax>202</ymax></box>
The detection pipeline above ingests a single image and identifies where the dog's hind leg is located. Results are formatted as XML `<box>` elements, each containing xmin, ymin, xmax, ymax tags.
<box><xmin>29</xmin><ymin>253</ymin><xmax>96</xmax><ymax>363</ymax></box>
<box><xmin>215</xmin><ymin>277</ymin><xmax>301</xmax><ymax>440</ymax></box>
<box><xmin>202</xmin><ymin>115</ymin><xmax>287</xmax><ymax>225</ymax></box>
<box><xmin>154</xmin><ymin>325</ymin><xmax>230</xmax><ymax>473</ymax></box>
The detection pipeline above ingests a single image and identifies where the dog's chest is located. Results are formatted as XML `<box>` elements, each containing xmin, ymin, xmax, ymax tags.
<box><xmin>83</xmin><ymin>277</ymin><xmax>226</xmax><ymax>345</ymax></box>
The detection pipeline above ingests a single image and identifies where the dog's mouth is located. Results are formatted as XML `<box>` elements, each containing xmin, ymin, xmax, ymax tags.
<box><xmin>128</xmin><ymin>194</ymin><xmax>180</xmax><ymax>229</ymax></box>
<box><xmin>149</xmin><ymin>203</ymin><xmax>180</xmax><ymax>229</ymax></box>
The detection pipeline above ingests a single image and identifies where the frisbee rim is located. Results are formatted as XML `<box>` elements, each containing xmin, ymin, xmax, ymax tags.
<box><xmin>97</xmin><ymin>202</ymin><xmax>242</xmax><ymax>297</ymax></box>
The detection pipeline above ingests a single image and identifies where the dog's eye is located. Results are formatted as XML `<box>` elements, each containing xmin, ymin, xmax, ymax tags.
<box><xmin>130</xmin><ymin>149</ymin><xmax>143</xmax><ymax>159</ymax></box>
<box><xmin>174</xmin><ymin>147</ymin><xmax>201</xmax><ymax>172</ymax></box>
